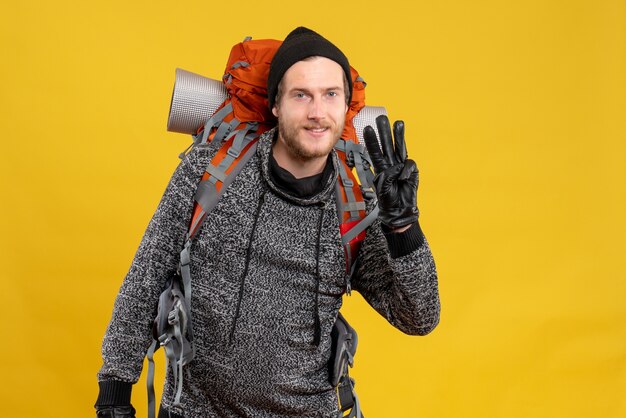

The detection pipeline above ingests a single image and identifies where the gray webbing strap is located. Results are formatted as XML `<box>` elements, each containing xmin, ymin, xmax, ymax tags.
<box><xmin>341</xmin><ymin>205</ymin><xmax>379</xmax><ymax>246</ymax></box>
<box><xmin>205</xmin><ymin>164</ymin><xmax>227</xmax><ymax>183</ymax></box>
<box><xmin>146</xmin><ymin>339</ymin><xmax>159</xmax><ymax>418</ymax></box>
<box><xmin>335</xmin><ymin>185</ymin><xmax>346</xmax><ymax>215</ymax></box>
<box><xmin>161</xmin><ymin>334</ymin><xmax>177</xmax><ymax>410</ymax></box>
<box><xmin>215</xmin><ymin>123</ymin><xmax>258</xmax><ymax>171</ymax></box>
<box><xmin>173</xmin><ymin>314</ymin><xmax>185</xmax><ymax>407</ymax></box>
<box><xmin>334</xmin><ymin>139</ymin><xmax>347</xmax><ymax>153</ymax></box>
<box><xmin>187</xmin><ymin>183</ymin><xmax>214</xmax><ymax>236</ymax></box>
<box><xmin>357</xmin><ymin>151</ymin><xmax>376</xmax><ymax>197</ymax></box>
<box><xmin>230</xmin><ymin>61</ymin><xmax>250</xmax><ymax>70</ymax></box>
<box><xmin>230</xmin><ymin>123</ymin><xmax>258</xmax><ymax>157</ymax></box>
<box><xmin>179</xmin><ymin>240</ymin><xmax>192</xmax><ymax>311</ymax></box>
<box><xmin>224</xmin><ymin>61</ymin><xmax>250</xmax><ymax>84</ymax></box>
<box><xmin>191</xmin><ymin>140</ymin><xmax>259</xmax><ymax>236</ymax></box>
<box><xmin>336</xmin><ymin>161</ymin><xmax>360</xmax><ymax>221</ymax></box>
<box><xmin>344</xmin><ymin>141</ymin><xmax>373</xmax><ymax>194</ymax></box>
<box><xmin>212</xmin><ymin>116</ymin><xmax>240</xmax><ymax>143</ymax></box>
<box><xmin>178</xmin><ymin>135</ymin><xmax>203</xmax><ymax>159</ymax></box>
<box><xmin>195</xmin><ymin>129</ymin><xmax>258</xmax><ymax>206</ymax></box>
<box><xmin>343</xmin><ymin>201</ymin><xmax>366</xmax><ymax>212</ymax></box>
<box><xmin>199</xmin><ymin>103</ymin><xmax>233</xmax><ymax>144</ymax></box>
<box><xmin>334</xmin><ymin>186</ymin><xmax>353</xmax><ymax>282</ymax></box>
<box><xmin>336</xmin><ymin>139</ymin><xmax>376</xmax><ymax>198</ymax></box>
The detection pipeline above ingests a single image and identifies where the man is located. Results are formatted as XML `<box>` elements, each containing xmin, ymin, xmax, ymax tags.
<box><xmin>95</xmin><ymin>27</ymin><xmax>440</xmax><ymax>418</ymax></box>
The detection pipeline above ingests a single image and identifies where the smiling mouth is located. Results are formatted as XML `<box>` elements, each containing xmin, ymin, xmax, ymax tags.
<box><xmin>304</xmin><ymin>126</ymin><xmax>330</xmax><ymax>135</ymax></box>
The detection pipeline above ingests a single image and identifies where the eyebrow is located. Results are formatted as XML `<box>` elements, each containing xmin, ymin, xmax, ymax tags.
<box><xmin>288</xmin><ymin>86</ymin><xmax>343</xmax><ymax>94</ymax></box>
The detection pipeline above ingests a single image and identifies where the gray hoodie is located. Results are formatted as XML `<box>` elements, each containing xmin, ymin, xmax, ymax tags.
<box><xmin>96</xmin><ymin>128</ymin><xmax>440</xmax><ymax>417</ymax></box>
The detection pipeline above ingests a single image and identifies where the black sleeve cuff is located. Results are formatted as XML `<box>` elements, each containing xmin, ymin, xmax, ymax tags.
<box><xmin>382</xmin><ymin>220</ymin><xmax>425</xmax><ymax>259</ymax></box>
<box><xmin>95</xmin><ymin>380</ymin><xmax>133</xmax><ymax>407</ymax></box>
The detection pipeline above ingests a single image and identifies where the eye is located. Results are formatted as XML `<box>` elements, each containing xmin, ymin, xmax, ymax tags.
<box><xmin>327</xmin><ymin>91</ymin><xmax>338</xmax><ymax>97</ymax></box>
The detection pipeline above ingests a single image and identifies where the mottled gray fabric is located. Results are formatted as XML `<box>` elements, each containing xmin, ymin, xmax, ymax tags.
<box><xmin>98</xmin><ymin>128</ymin><xmax>440</xmax><ymax>417</ymax></box>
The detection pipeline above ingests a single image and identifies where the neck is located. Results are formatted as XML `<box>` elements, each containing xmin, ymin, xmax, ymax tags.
<box><xmin>272</xmin><ymin>136</ymin><xmax>329</xmax><ymax>179</ymax></box>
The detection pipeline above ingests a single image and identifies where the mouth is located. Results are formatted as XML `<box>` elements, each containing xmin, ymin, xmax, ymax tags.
<box><xmin>303</xmin><ymin>126</ymin><xmax>330</xmax><ymax>136</ymax></box>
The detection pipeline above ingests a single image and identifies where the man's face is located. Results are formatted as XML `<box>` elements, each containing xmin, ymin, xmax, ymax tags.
<box><xmin>272</xmin><ymin>56</ymin><xmax>348</xmax><ymax>162</ymax></box>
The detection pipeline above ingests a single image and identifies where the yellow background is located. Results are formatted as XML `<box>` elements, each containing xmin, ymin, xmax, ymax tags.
<box><xmin>1</xmin><ymin>1</ymin><xmax>624</xmax><ymax>417</ymax></box>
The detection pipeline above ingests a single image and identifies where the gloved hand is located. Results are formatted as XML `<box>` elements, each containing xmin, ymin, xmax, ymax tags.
<box><xmin>96</xmin><ymin>405</ymin><xmax>136</xmax><ymax>418</ymax></box>
<box><xmin>363</xmin><ymin>115</ymin><xmax>419</xmax><ymax>229</ymax></box>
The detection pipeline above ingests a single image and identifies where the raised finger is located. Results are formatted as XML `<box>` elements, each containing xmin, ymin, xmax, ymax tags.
<box><xmin>375</xmin><ymin>115</ymin><xmax>397</xmax><ymax>166</ymax></box>
<box><xmin>364</xmin><ymin>125</ymin><xmax>389</xmax><ymax>173</ymax></box>
<box><xmin>393</xmin><ymin>120</ymin><xmax>407</xmax><ymax>163</ymax></box>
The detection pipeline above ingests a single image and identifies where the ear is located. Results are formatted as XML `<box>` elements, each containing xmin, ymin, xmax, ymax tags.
<box><xmin>272</xmin><ymin>105</ymin><xmax>279</xmax><ymax>118</ymax></box>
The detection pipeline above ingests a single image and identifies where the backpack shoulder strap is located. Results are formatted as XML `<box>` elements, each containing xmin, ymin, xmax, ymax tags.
<box><xmin>334</xmin><ymin>139</ymin><xmax>379</xmax><ymax>292</ymax></box>
<box><xmin>187</xmin><ymin>128</ymin><xmax>260</xmax><ymax>240</ymax></box>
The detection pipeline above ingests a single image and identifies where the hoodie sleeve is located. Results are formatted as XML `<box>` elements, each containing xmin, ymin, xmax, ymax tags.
<box><xmin>95</xmin><ymin>145</ymin><xmax>211</xmax><ymax>403</ymax></box>
<box><xmin>351</xmin><ymin>207</ymin><xmax>441</xmax><ymax>336</ymax></box>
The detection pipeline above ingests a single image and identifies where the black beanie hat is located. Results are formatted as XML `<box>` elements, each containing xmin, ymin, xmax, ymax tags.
<box><xmin>267</xmin><ymin>27</ymin><xmax>352</xmax><ymax>110</ymax></box>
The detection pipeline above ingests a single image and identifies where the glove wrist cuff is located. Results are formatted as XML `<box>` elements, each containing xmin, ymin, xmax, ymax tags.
<box><xmin>95</xmin><ymin>380</ymin><xmax>133</xmax><ymax>407</ymax></box>
<box><xmin>382</xmin><ymin>220</ymin><xmax>425</xmax><ymax>258</ymax></box>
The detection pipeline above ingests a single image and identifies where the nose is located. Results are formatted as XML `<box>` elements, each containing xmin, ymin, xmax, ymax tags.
<box><xmin>307</xmin><ymin>96</ymin><xmax>325</xmax><ymax>121</ymax></box>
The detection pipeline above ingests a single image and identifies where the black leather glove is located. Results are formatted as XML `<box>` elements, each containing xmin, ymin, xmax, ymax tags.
<box><xmin>363</xmin><ymin>115</ymin><xmax>419</xmax><ymax>229</ymax></box>
<box><xmin>96</xmin><ymin>405</ymin><xmax>136</xmax><ymax>418</ymax></box>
